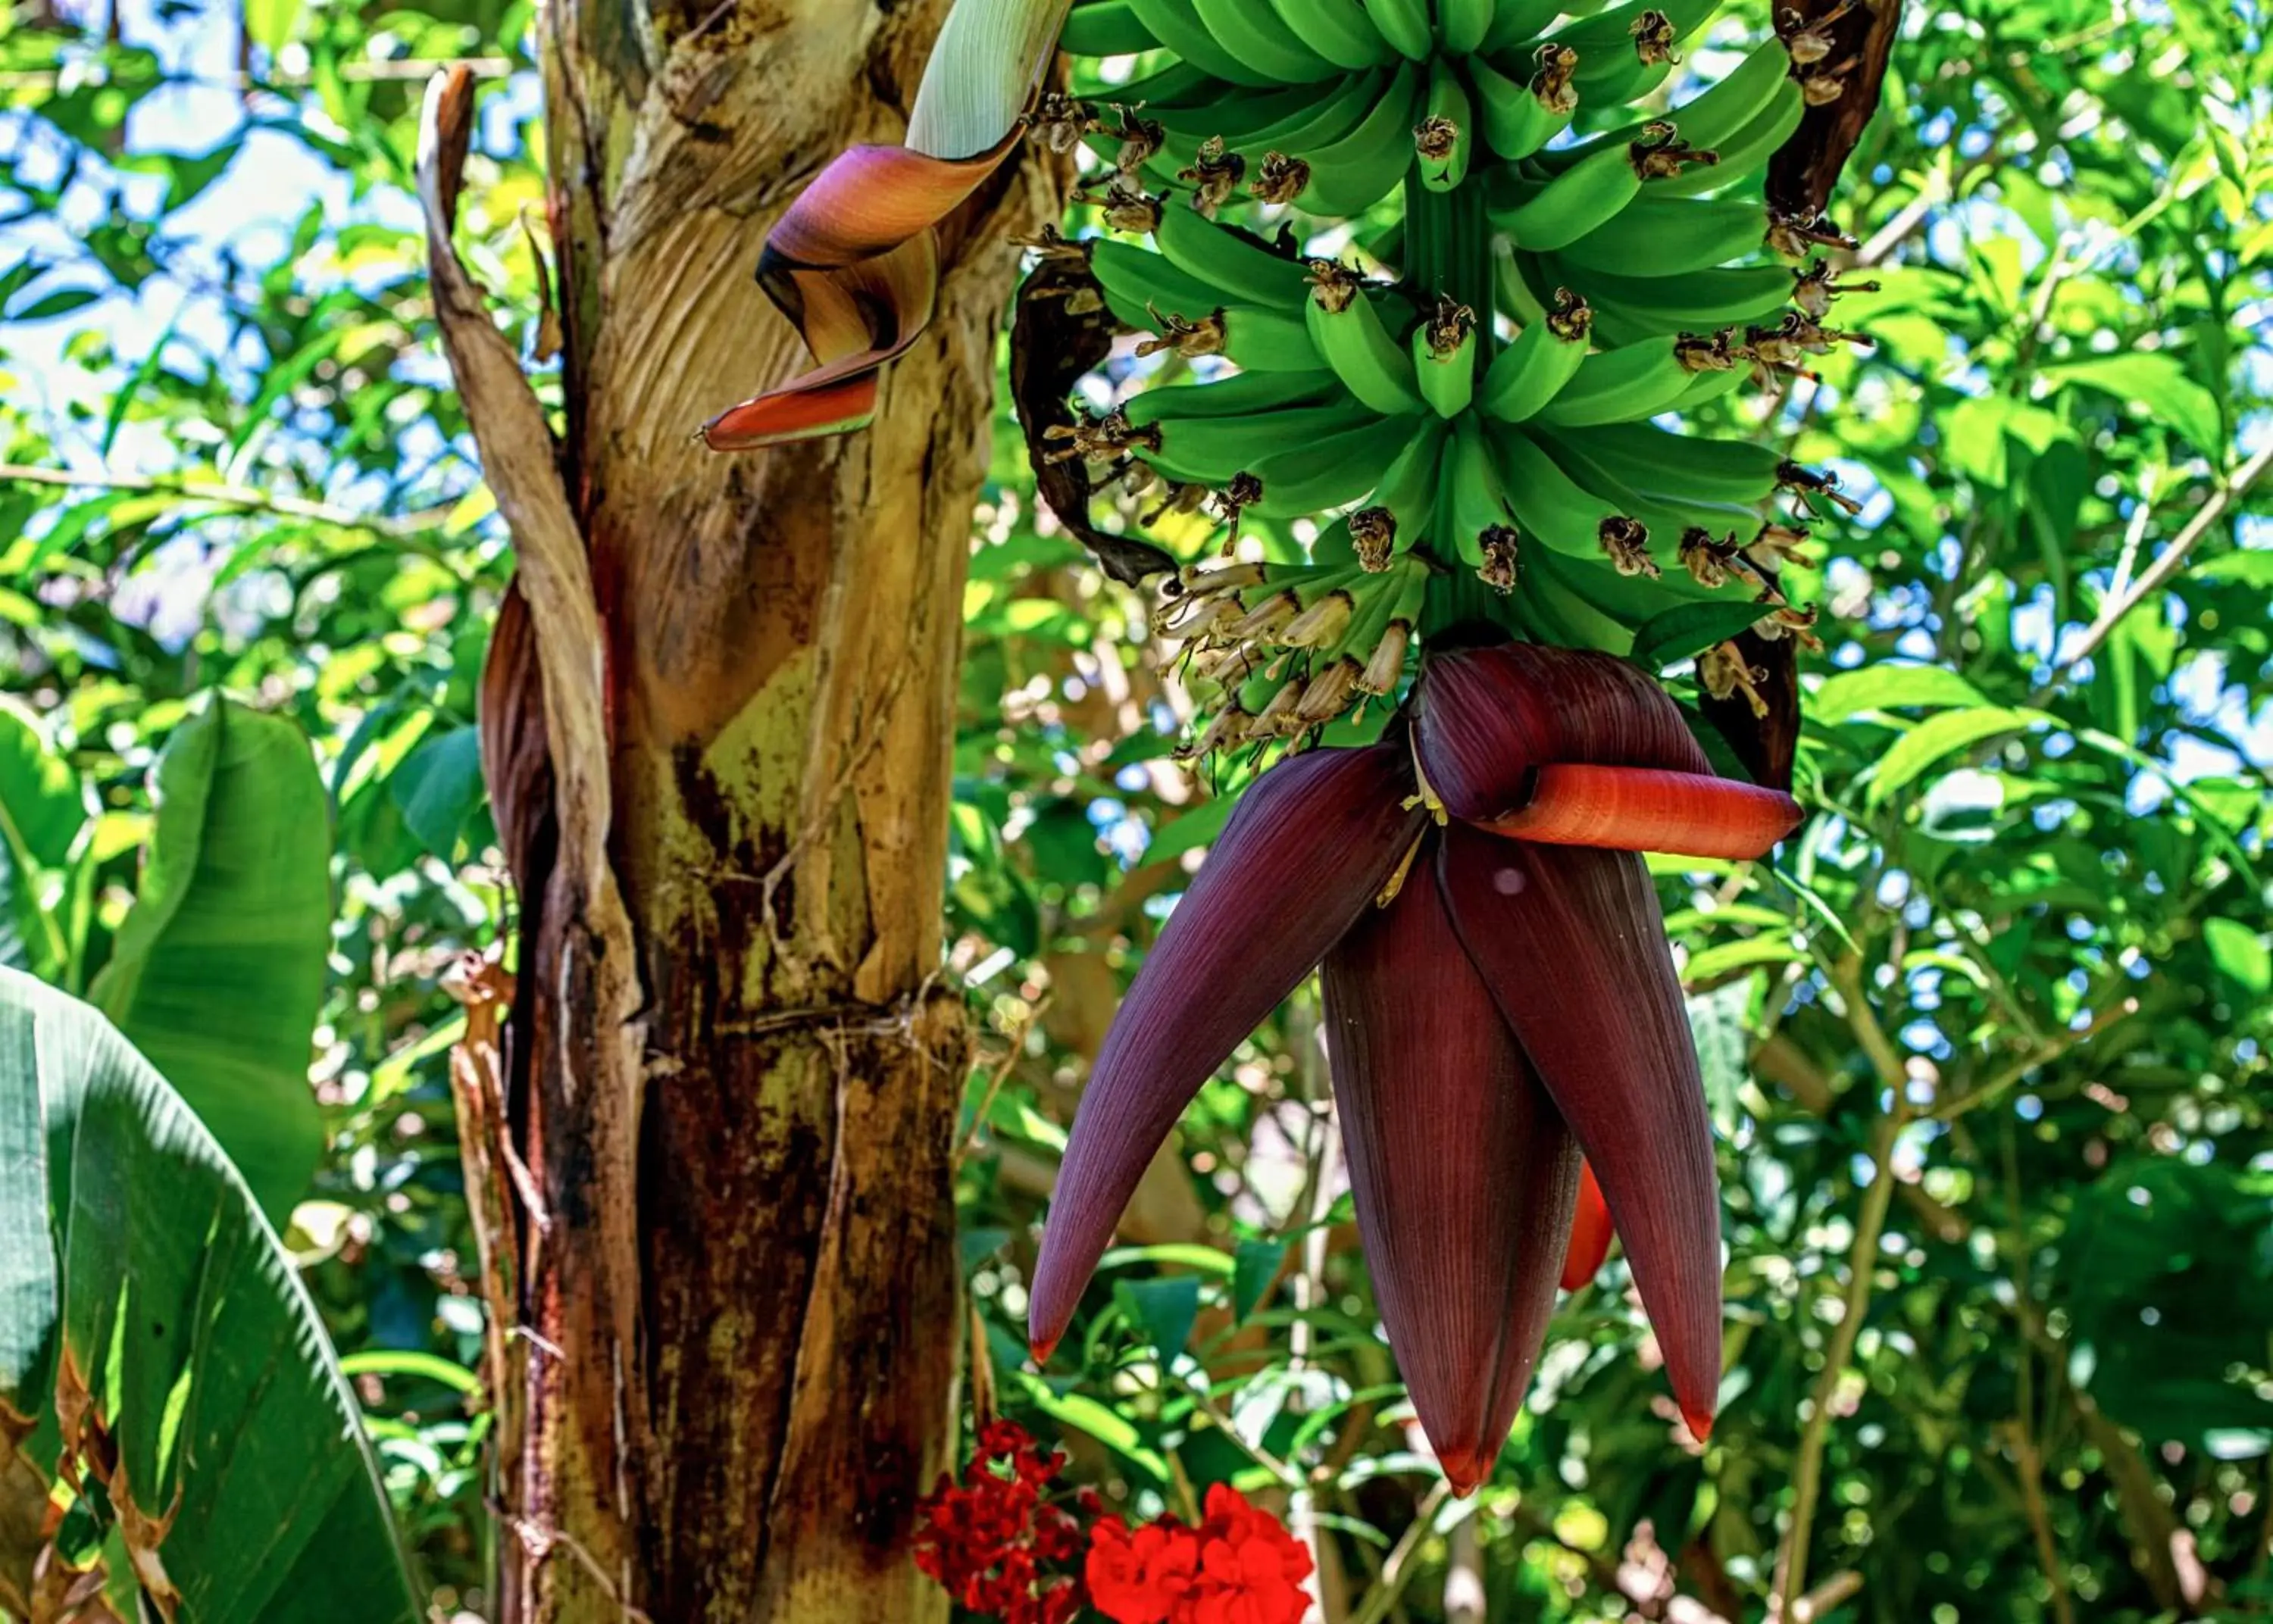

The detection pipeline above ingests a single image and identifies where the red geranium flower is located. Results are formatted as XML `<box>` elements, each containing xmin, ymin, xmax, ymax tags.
<box><xmin>1088</xmin><ymin>1484</ymin><xmax>1314</xmax><ymax>1624</ymax></box>
<box><xmin>1087</xmin><ymin>1517</ymin><xmax>1202</xmax><ymax>1623</ymax></box>
<box><xmin>912</xmin><ymin>1419</ymin><xmax>1086</xmax><ymax>1624</ymax></box>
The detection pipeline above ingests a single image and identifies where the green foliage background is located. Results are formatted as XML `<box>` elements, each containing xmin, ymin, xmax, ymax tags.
<box><xmin>1</xmin><ymin>0</ymin><xmax>2269</xmax><ymax>1619</ymax></box>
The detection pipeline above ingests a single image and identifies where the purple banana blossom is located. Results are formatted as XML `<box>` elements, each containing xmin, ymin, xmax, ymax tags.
<box><xmin>1029</xmin><ymin>643</ymin><xmax>1802</xmax><ymax>1492</ymax></box>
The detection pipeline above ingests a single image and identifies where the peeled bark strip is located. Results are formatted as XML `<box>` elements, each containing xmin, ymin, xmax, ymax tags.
<box><xmin>425</xmin><ymin>8</ymin><xmax>1058</xmax><ymax>1617</ymax></box>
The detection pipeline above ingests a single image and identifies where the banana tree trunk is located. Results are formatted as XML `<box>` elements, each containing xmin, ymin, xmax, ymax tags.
<box><xmin>417</xmin><ymin>4</ymin><xmax>1054</xmax><ymax>1615</ymax></box>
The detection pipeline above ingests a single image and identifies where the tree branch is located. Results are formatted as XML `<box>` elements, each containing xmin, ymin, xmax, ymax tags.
<box><xmin>2054</xmin><ymin>440</ymin><xmax>2273</xmax><ymax>676</ymax></box>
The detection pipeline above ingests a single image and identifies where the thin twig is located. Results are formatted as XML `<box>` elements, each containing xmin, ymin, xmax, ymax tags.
<box><xmin>1774</xmin><ymin>1103</ymin><xmax>1906</xmax><ymax>1618</ymax></box>
<box><xmin>1349</xmin><ymin>1484</ymin><xmax>1453</xmax><ymax>1624</ymax></box>
<box><xmin>0</xmin><ymin>56</ymin><xmax>516</xmax><ymax>91</ymax></box>
<box><xmin>2054</xmin><ymin>441</ymin><xmax>2273</xmax><ymax>675</ymax></box>
<box><xmin>1928</xmin><ymin>998</ymin><xmax>2137</xmax><ymax>1122</ymax></box>
<box><xmin>0</xmin><ymin>461</ymin><xmax>455</xmax><ymax>542</ymax></box>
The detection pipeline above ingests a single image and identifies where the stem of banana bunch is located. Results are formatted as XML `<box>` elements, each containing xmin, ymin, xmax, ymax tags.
<box><xmin>1401</xmin><ymin>167</ymin><xmax>1494</xmax><ymax>348</ymax></box>
<box><xmin>1404</xmin><ymin>168</ymin><xmax>1499</xmax><ymax>648</ymax></box>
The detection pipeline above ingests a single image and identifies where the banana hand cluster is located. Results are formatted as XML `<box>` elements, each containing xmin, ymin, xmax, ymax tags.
<box><xmin>1046</xmin><ymin>0</ymin><xmax>1870</xmax><ymax>752</ymax></box>
<box><xmin>1152</xmin><ymin>551</ymin><xmax>1431</xmax><ymax>754</ymax></box>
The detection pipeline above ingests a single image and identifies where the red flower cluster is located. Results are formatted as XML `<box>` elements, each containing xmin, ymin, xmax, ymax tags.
<box><xmin>1087</xmin><ymin>1483</ymin><xmax>1315</xmax><ymax>1624</ymax></box>
<box><xmin>912</xmin><ymin>1422</ymin><xmax>1313</xmax><ymax>1624</ymax></box>
<box><xmin>912</xmin><ymin>1420</ymin><xmax>1086</xmax><ymax>1624</ymax></box>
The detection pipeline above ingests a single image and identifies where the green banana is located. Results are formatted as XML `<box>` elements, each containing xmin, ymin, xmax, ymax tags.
<box><xmin>1299</xmin><ymin>61</ymin><xmax>1428</xmax><ymax>217</ymax></box>
<box><xmin>1673</xmin><ymin>363</ymin><xmax>1755</xmax><ymax>409</ymax></box>
<box><xmin>1480</xmin><ymin>0</ymin><xmax>1567</xmax><ymax>52</ymax></box>
<box><xmin>1489</xmin><ymin>421</ymin><xmax>1637</xmax><ymax>561</ymax></box>
<box><xmin>1123</xmin><ymin>369</ymin><xmax>1345</xmax><ymax>428</ymax></box>
<box><xmin>1555</xmin><ymin>261</ymin><xmax>1794</xmax><ymax>331</ymax></box>
<box><xmin>1148</xmin><ymin>83</ymin><xmax>1326</xmax><ymax>147</ymax></box>
<box><xmin>1351</xmin><ymin>417</ymin><xmax>1451</xmax><ymax>558</ymax></box>
<box><xmin>1221</xmin><ymin>304</ymin><xmax>1328</xmax><ymax>370</ymax></box>
<box><xmin>1365</xmin><ymin>0</ymin><xmax>1436</xmax><ymax>60</ymax></box>
<box><xmin>1412</xmin><ymin>298</ymin><xmax>1479</xmax><ymax>418</ymax></box>
<box><xmin>1416</xmin><ymin>58</ymin><xmax>1474</xmax><ymax>192</ymax></box>
<box><xmin>1534</xmin><ymin>331</ymin><xmax>1735</xmax><ymax>426</ymax></box>
<box><xmin>1469</xmin><ymin>48</ymin><xmax>1577</xmax><ymax>161</ymax></box>
<box><xmin>1478</xmin><ymin>290</ymin><xmax>1593</xmax><ymax>421</ymax></box>
<box><xmin>1665</xmin><ymin>34</ymin><xmax>1799</xmax><ymax>151</ymax></box>
<box><xmin>1191</xmin><ymin>0</ymin><xmax>1343</xmax><ymax>83</ymax></box>
<box><xmin>1146</xmin><ymin>401</ymin><xmax>1383</xmax><ymax>484</ymax></box>
<box><xmin>1437</xmin><ymin>0</ymin><xmax>1498</xmax><ymax>56</ymax></box>
<box><xmin>1249</xmin><ymin>417</ymin><xmax>1421</xmax><ymax>516</ymax></box>
<box><xmin>1274</xmin><ymin>0</ymin><xmax>1395</xmax><ymax>70</ymax></box>
<box><xmin>1153</xmin><ymin>205</ymin><xmax>1314</xmax><ymax>307</ymax></box>
<box><xmin>1305</xmin><ymin>273</ymin><xmax>1428</xmax><ymax>415</ymax></box>
<box><xmin>1090</xmin><ymin>238</ymin><xmax>1230</xmax><ymax>329</ymax></box>
<box><xmin>1557</xmin><ymin>194</ymin><xmax>1771</xmax><ymax>277</ymax></box>
<box><xmin>1529</xmin><ymin>0</ymin><xmax>1723</xmax><ymax>55</ymax></box>
<box><xmin>1648</xmin><ymin>78</ymin><xmax>1806</xmax><ymax>198</ymax></box>
<box><xmin>1445</xmin><ymin>414</ymin><xmax>1517</xmax><ymax>570</ymax></box>
<box><xmin>1549</xmin><ymin>419</ymin><xmax>1784</xmax><ymax>504</ymax></box>
<box><xmin>1127</xmin><ymin>0</ymin><xmax>1281</xmax><ymax>85</ymax></box>
<box><xmin>1060</xmin><ymin>0</ymin><xmax>1160</xmax><ymax>55</ymax></box>
<box><xmin>1496</xmin><ymin>141</ymin><xmax>1643</xmax><ymax>251</ymax></box>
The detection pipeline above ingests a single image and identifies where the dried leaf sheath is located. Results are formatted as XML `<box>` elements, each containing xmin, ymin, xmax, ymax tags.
<box><xmin>1438</xmin><ymin>829</ymin><xmax>1724</xmax><ymax>1439</ymax></box>
<box><xmin>1324</xmin><ymin>872</ymin><xmax>1580</xmax><ymax>1493</ymax></box>
<box><xmin>703</xmin><ymin>0</ymin><xmax>1071</xmax><ymax>450</ymax></box>
<box><xmin>1029</xmin><ymin>746</ymin><xmax>1426</xmax><ymax>1358</ymax></box>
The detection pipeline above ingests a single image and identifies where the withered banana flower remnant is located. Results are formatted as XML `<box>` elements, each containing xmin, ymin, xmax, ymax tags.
<box><xmin>702</xmin><ymin>0</ymin><xmax>1071</xmax><ymax>448</ymax></box>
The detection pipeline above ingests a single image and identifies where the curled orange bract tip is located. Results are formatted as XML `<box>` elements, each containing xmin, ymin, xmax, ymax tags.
<box><xmin>1560</xmin><ymin>1160</ymin><xmax>1615</xmax><ymax>1292</ymax></box>
<box><xmin>1683</xmin><ymin>1406</ymin><xmax>1716</xmax><ymax>1444</ymax></box>
<box><xmin>1439</xmin><ymin>1448</ymin><xmax>1487</xmax><ymax>1498</ymax></box>
<box><xmin>1028</xmin><ymin>1335</ymin><xmax>1058</xmax><ymax>1366</ymax></box>
<box><xmin>1479</xmin><ymin>764</ymin><xmax>1802</xmax><ymax>860</ymax></box>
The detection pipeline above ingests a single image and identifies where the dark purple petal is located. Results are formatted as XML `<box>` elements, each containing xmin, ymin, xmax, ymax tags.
<box><xmin>1321</xmin><ymin>864</ymin><xmax>1579</xmax><ymax>1494</ymax></box>
<box><xmin>1029</xmin><ymin>745</ymin><xmax>1424</xmax><ymax>1360</ymax></box>
<box><xmin>1437</xmin><ymin>827</ymin><xmax>1723</xmax><ymax>1439</ymax></box>
<box><xmin>1415</xmin><ymin>644</ymin><xmax>1713</xmax><ymax>821</ymax></box>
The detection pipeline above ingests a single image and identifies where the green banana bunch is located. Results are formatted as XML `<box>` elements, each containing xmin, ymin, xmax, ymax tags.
<box><xmin>1043</xmin><ymin>0</ymin><xmax>1863</xmax><ymax>748</ymax></box>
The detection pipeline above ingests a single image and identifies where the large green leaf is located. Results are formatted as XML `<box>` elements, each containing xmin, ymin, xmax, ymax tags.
<box><xmin>1864</xmin><ymin>707</ymin><xmax>2053</xmax><ymax>810</ymax></box>
<box><xmin>88</xmin><ymin>699</ymin><xmax>330</xmax><ymax>1225</ymax></box>
<box><xmin>0</xmin><ymin>701</ymin><xmax>89</xmax><ymax>980</ymax></box>
<box><xmin>0</xmin><ymin>968</ymin><xmax>417</xmax><ymax>1622</ymax></box>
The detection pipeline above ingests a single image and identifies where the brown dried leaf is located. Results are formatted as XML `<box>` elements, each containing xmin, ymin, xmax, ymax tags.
<box><xmin>1767</xmin><ymin>0</ymin><xmax>1904</xmax><ymax>222</ymax></box>
<box><xmin>1007</xmin><ymin>255</ymin><xmax>1175</xmax><ymax>586</ymax></box>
